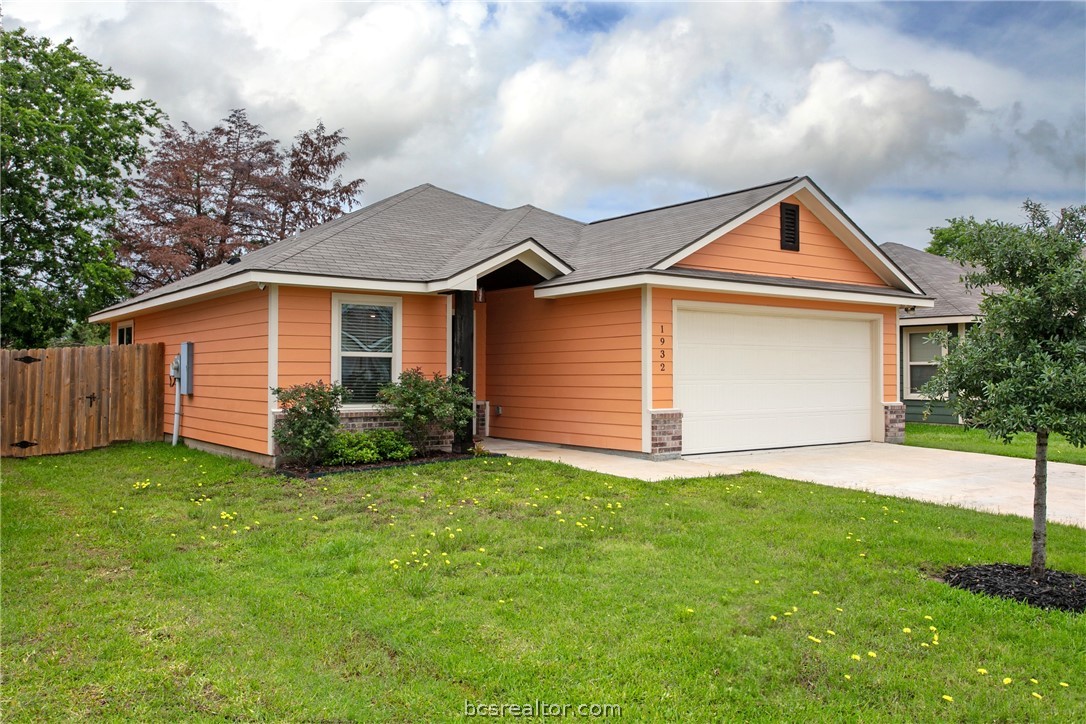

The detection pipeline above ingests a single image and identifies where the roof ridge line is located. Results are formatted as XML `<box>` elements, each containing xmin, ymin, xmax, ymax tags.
<box><xmin>587</xmin><ymin>177</ymin><xmax>800</xmax><ymax>225</ymax></box>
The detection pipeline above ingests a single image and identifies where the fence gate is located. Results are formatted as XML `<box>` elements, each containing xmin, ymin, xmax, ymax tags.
<box><xmin>1</xmin><ymin>344</ymin><xmax>164</xmax><ymax>458</ymax></box>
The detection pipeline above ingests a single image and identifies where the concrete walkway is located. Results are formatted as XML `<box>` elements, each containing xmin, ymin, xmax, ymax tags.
<box><xmin>484</xmin><ymin>439</ymin><xmax>1086</xmax><ymax>528</ymax></box>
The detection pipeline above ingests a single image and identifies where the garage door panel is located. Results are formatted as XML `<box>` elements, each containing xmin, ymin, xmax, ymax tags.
<box><xmin>676</xmin><ymin>308</ymin><xmax>873</xmax><ymax>454</ymax></box>
<box><xmin>677</xmin><ymin>380</ymin><xmax>868</xmax><ymax>412</ymax></box>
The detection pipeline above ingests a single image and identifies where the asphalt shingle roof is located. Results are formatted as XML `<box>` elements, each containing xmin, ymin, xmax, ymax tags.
<box><xmin>879</xmin><ymin>242</ymin><xmax>985</xmax><ymax>320</ymax></box>
<box><xmin>99</xmin><ymin>177</ymin><xmax>921</xmax><ymax>316</ymax></box>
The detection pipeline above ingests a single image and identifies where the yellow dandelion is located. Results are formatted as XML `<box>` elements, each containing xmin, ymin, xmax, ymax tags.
<box><xmin>807</xmin><ymin>636</ymin><xmax>821</xmax><ymax>644</ymax></box>
<box><xmin>844</xmin><ymin>674</ymin><xmax>851</xmax><ymax>680</ymax></box>
<box><xmin>851</xmin><ymin>654</ymin><xmax>861</xmax><ymax>661</ymax></box>
<box><xmin>754</xmin><ymin>579</ymin><xmax>760</xmax><ymax>584</ymax></box>
<box><xmin>1003</xmin><ymin>678</ymin><xmax>1013</xmax><ymax>685</ymax></box>
<box><xmin>770</xmin><ymin>615</ymin><xmax>778</xmax><ymax>621</ymax></box>
<box><xmin>923</xmin><ymin>615</ymin><xmax>933</xmax><ymax>620</ymax></box>
<box><xmin>921</xmin><ymin>643</ymin><xmax>930</xmax><ymax>648</ymax></box>
<box><xmin>783</xmin><ymin>612</ymin><xmax>793</xmax><ymax>616</ymax></box>
<box><xmin>977</xmin><ymin>668</ymin><xmax>988</xmax><ymax>675</ymax></box>
<box><xmin>826</xmin><ymin>630</ymin><xmax>836</xmax><ymax>636</ymax></box>
<box><xmin>812</xmin><ymin>590</ymin><xmax>820</xmax><ymax>596</ymax></box>
<box><xmin>867</xmin><ymin>651</ymin><xmax>877</xmax><ymax>658</ymax></box>
<box><xmin>686</xmin><ymin>608</ymin><xmax>694</xmax><ymax>613</ymax></box>
<box><xmin>903</xmin><ymin>627</ymin><xmax>912</xmax><ymax>634</ymax></box>
<box><xmin>1060</xmin><ymin>682</ymin><xmax>1069</xmax><ymax>687</ymax></box>
<box><xmin>835</xmin><ymin>607</ymin><xmax>843</xmax><ymax>612</ymax></box>
<box><xmin>1031</xmin><ymin>692</ymin><xmax>1042</xmax><ymax>700</ymax></box>
<box><xmin>942</xmin><ymin>695</ymin><xmax>953</xmax><ymax>703</ymax></box>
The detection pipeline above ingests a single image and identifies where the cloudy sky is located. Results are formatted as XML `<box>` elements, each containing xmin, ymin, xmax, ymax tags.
<box><xmin>8</xmin><ymin>1</ymin><xmax>1085</xmax><ymax>248</ymax></box>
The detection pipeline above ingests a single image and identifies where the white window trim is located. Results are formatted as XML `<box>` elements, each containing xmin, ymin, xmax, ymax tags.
<box><xmin>116</xmin><ymin>319</ymin><xmax>134</xmax><ymax>345</ymax></box>
<box><xmin>331</xmin><ymin>293</ymin><xmax>402</xmax><ymax>409</ymax></box>
<box><xmin>904</xmin><ymin>325</ymin><xmax>946</xmax><ymax>400</ymax></box>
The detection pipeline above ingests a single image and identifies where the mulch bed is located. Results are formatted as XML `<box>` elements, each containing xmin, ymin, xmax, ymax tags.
<box><xmin>943</xmin><ymin>563</ymin><xmax>1086</xmax><ymax>614</ymax></box>
<box><xmin>276</xmin><ymin>451</ymin><xmax>505</xmax><ymax>479</ymax></box>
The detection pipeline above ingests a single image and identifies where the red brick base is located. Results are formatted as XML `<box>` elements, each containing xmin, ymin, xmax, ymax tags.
<box><xmin>884</xmin><ymin>402</ymin><xmax>906</xmax><ymax>444</ymax></box>
<box><xmin>650</xmin><ymin>409</ymin><xmax>683</xmax><ymax>460</ymax></box>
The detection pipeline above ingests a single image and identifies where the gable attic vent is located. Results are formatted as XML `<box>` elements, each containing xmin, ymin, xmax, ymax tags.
<box><xmin>780</xmin><ymin>202</ymin><xmax>800</xmax><ymax>251</ymax></box>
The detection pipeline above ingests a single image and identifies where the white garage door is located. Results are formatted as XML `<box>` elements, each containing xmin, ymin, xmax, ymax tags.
<box><xmin>675</xmin><ymin>307</ymin><xmax>874</xmax><ymax>454</ymax></box>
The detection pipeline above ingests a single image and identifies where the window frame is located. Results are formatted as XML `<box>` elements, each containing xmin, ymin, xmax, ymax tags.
<box><xmin>331</xmin><ymin>293</ymin><xmax>402</xmax><ymax>409</ymax></box>
<box><xmin>116</xmin><ymin>320</ymin><xmax>134</xmax><ymax>345</ymax></box>
<box><xmin>904</xmin><ymin>326</ymin><xmax>946</xmax><ymax>400</ymax></box>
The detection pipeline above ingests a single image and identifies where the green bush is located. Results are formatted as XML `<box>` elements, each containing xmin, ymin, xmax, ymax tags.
<box><xmin>377</xmin><ymin>368</ymin><xmax>474</xmax><ymax>454</ymax></box>
<box><xmin>325</xmin><ymin>429</ymin><xmax>414</xmax><ymax>466</ymax></box>
<box><xmin>272</xmin><ymin>380</ymin><xmax>345</xmax><ymax>467</ymax></box>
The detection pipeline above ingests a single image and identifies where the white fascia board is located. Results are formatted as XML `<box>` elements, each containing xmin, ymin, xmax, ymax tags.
<box><xmin>430</xmin><ymin>240</ymin><xmax>572</xmax><ymax>292</ymax></box>
<box><xmin>652</xmin><ymin>177</ymin><xmax>925</xmax><ymax>297</ymax></box>
<box><xmin>88</xmin><ymin>271</ymin><xmax>432</xmax><ymax>323</ymax></box>
<box><xmin>898</xmin><ymin>314</ymin><xmax>978</xmax><ymax>327</ymax></box>
<box><xmin>535</xmin><ymin>273</ymin><xmax>936</xmax><ymax>308</ymax></box>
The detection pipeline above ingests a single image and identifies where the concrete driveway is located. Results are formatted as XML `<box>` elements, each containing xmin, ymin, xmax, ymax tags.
<box><xmin>484</xmin><ymin>439</ymin><xmax>1086</xmax><ymax>528</ymax></box>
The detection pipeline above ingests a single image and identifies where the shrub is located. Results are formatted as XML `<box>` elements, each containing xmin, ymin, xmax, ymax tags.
<box><xmin>272</xmin><ymin>380</ymin><xmax>345</xmax><ymax>467</ymax></box>
<box><xmin>325</xmin><ymin>429</ymin><xmax>414</xmax><ymax>466</ymax></box>
<box><xmin>377</xmin><ymin>368</ymin><xmax>473</xmax><ymax>454</ymax></box>
<box><xmin>367</xmin><ymin>428</ymin><xmax>415</xmax><ymax>461</ymax></box>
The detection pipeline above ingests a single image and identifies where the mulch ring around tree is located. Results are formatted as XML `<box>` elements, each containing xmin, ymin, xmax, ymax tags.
<box><xmin>276</xmin><ymin>452</ymin><xmax>506</xmax><ymax>479</ymax></box>
<box><xmin>942</xmin><ymin>563</ymin><xmax>1086</xmax><ymax>614</ymax></box>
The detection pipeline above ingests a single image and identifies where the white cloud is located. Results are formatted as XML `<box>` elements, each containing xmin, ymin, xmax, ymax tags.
<box><xmin>4</xmin><ymin>0</ymin><xmax>1083</xmax><ymax>248</ymax></box>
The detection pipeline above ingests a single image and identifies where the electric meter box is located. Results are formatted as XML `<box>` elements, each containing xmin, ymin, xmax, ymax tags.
<box><xmin>178</xmin><ymin>341</ymin><xmax>194</xmax><ymax>395</ymax></box>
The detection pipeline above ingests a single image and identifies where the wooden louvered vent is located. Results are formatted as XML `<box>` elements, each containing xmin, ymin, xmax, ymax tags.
<box><xmin>780</xmin><ymin>202</ymin><xmax>800</xmax><ymax>251</ymax></box>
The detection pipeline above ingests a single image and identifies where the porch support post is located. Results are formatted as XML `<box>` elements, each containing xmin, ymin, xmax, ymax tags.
<box><xmin>452</xmin><ymin>289</ymin><xmax>474</xmax><ymax>453</ymax></box>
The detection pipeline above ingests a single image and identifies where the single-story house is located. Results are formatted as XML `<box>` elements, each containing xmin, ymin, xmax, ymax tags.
<box><xmin>879</xmin><ymin>242</ymin><xmax>985</xmax><ymax>424</ymax></box>
<box><xmin>90</xmin><ymin>176</ymin><xmax>933</xmax><ymax>465</ymax></box>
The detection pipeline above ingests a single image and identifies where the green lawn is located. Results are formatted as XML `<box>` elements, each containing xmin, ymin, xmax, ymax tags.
<box><xmin>3</xmin><ymin>443</ymin><xmax>1084</xmax><ymax>721</ymax></box>
<box><xmin>905</xmin><ymin>422</ymin><xmax>1086</xmax><ymax>465</ymax></box>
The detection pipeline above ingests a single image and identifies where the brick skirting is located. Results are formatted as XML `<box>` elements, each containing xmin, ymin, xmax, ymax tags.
<box><xmin>650</xmin><ymin>409</ymin><xmax>683</xmax><ymax>460</ymax></box>
<box><xmin>884</xmin><ymin>402</ymin><xmax>906</xmax><ymax>444</ymax></box>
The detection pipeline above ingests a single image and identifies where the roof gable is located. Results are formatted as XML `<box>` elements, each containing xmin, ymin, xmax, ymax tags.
<box><xmin>673</xmin><ymin>194</ymin><xmax>889</xmax><ymax>288</ymax></box>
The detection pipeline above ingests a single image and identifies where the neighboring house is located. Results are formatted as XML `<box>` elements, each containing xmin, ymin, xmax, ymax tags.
<box><xmin>90</xmin><ymin>176</ymin><xmax>933</xmax><ymax>465</ymax></box>
<box><xmin>880</xmin><ymin>242</ymin><xmax>985</xmax><ymax>424</ymax></box>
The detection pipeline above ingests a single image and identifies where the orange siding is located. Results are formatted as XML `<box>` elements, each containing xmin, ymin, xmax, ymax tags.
<box><xmin>278</xmin><ymin>286</ymin><xmax>332</xmax><ymax>388</ymax></box>
<box><xmin>132</xmin><ymin>289</ymin><xmax>269</xmax><ymax>454</ymax></box>
<box><xmin>486</xmin><ymin>287</ymin><xmax>642</xmax><ymax>452</ymax></box>
<box><xmin>676</xmin><ymin>197</ymin><xmax>888</xmax><ymax>287</ymax></box>
<box><xmin>402</xmin><ymin>295</ymin><xmax>448</xmax><ymax>376</ymax></box>
<box><xmin>651</xmin><ymin>287</ymin><xmax>898</xmax><ymax>407</ymax></box>
<box><xmin>278</xmin><ymin>287</ymin><xmax>448</xmax><ymax>389</ymax></box>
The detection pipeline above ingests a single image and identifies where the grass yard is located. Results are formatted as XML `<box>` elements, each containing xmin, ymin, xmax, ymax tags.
<box><xmin>905</xmin><ymin>422</ymin><xmax>1086</xmax><ymax>466</ymax></box>
<box><xmin>3</xmin><ymin>443</ymin><xmax>1084</xmax><ymax>721</ymax></box>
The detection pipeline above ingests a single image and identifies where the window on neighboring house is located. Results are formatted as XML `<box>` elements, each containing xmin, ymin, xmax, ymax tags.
<box><xmin>333</xmin><ymin>295</ymin><xmax>401</xmax><ymax>405</ymax></box>
<box><xmin>780</xmin><ymin>202</ymin><xmax>800</xmax><ymax>251</ymax></box>
<box><xmin>906</xmin><ymin>329</ymin><xmax>944</xmax><ymax>397</ymax></box>
<box><xmin>117</xmin><ymin>321</ymin><xmax>133</xmax><ymax>345</ymax></box>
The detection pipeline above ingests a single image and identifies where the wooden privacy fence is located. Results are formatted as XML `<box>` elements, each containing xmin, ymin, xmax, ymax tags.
<box><xmin>1</xmin><ymin>344</ymin><xmax>164</xmax><ymax>458</ymax></box>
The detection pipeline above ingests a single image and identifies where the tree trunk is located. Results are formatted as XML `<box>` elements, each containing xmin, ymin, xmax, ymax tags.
<box><xmin>1030</xmin><ymin>429</ymin><xmax>1048</xmax><ymax>579</ymax></box>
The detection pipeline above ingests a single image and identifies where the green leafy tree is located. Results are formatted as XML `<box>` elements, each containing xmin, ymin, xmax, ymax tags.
<box><xmin>922</xmin><ymin>201</ymin><xmax>1086</xmax><ymax>577</ymax></box>
<box><xmin>1</xmin><ymin>28</ymin><xmax>161</xmax><ymax>347</ymax></box>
